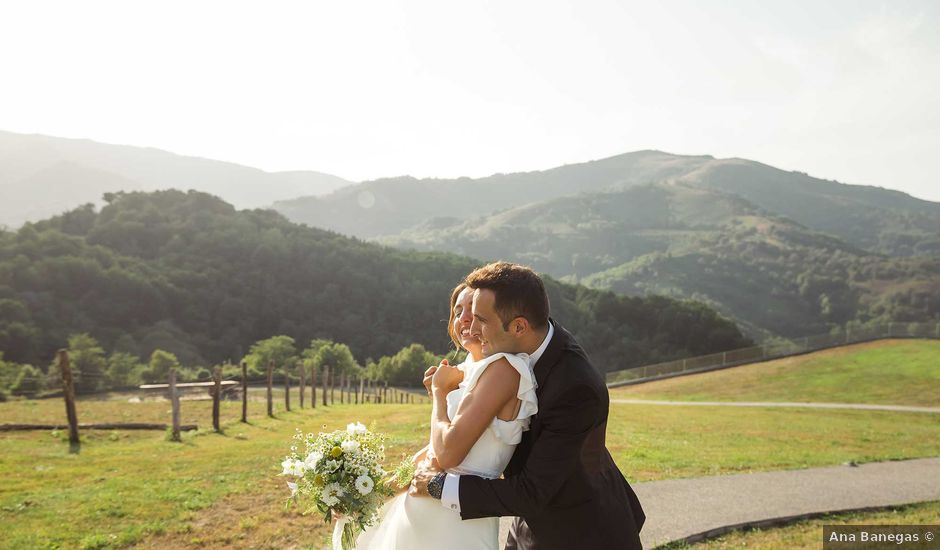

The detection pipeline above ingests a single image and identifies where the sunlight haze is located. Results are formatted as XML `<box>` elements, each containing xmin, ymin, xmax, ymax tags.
<box><xmin>1</xmin><ymin>0</ymin><xmax>937</xmax><ymax>201</ymax></box>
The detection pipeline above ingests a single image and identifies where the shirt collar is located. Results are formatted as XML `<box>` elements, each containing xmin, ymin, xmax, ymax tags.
<box><xmin>527</xmin><ymin>321</ymin><xmax>554</xmax><ymax>367</ymax></box>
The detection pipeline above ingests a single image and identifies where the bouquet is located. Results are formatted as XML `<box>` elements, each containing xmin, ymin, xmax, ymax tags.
<box><xmin>280</xmin><ymin>422</ymin><xmax>406</xmax><ymax>550</ymax></box>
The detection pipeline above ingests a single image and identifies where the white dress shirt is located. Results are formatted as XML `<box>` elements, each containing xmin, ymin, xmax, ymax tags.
<box><xmin>440</xmin><ymin>322</ymin><xmax>555</xmax><ymax>514</ymax></box>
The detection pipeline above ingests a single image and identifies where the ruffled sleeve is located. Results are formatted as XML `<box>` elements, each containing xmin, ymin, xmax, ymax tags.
<box><xmin>462</xmin><ymin>352</ymin><xmax>539</xmax><ymax>445</ymax></box>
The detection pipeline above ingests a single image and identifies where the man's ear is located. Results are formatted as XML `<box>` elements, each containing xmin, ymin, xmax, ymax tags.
<box><xmin>510</xmin><ymin>316</ymin><xmax>529</xmax><ymax>337</ymax></box>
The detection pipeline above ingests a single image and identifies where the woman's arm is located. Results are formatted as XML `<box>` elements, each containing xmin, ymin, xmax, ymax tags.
<box><xmin>429</xmin><ymin>358</ymin><xmax>520</xmax><ymax>471</ymax></box>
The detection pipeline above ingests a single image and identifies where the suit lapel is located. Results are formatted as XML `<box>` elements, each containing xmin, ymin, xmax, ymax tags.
<box><xmin>532</xmin><ymin>318</ymin><xmax>568</xmax><ymax>398</ymax></box>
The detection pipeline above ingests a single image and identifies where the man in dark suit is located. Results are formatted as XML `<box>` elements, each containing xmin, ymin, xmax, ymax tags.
<box><xmin>412</xmin><ymin>261</ymin><xmax>645</xmax><ymax>550</ymax></box>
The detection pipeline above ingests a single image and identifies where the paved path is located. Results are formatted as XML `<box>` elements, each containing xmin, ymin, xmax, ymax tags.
<box><xmin>499</xmin><ymin>457</ymin><xmax>940</xmax><ymax>548</ymax></box>
<box><xmin>611</xmin><ymin>399</ymin><xmax>940</xmax><ymax>414</ymax></box>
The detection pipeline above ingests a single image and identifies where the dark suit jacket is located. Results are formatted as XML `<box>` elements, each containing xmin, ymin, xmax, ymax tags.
<box><xmin>458</xmin><ymin>321</ymin><xmax>646</xmax><ymax>549</ymax></box>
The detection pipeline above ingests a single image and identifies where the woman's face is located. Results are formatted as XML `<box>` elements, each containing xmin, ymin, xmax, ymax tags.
<box><xmin>453</xmin><ymin>287</ymin><xmax>481</xmax><ymax>353</ymax></box>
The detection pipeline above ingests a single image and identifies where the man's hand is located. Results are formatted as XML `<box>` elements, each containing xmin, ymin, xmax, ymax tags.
<box><xmin>431</xmin><ymin>359</ymin><xmax>463</xmax><ymax>394</ymax></box>
<box><xmin>408</xmin><ymin>458</ymin><xmax>442</xmax><ymax>498</ymax></box>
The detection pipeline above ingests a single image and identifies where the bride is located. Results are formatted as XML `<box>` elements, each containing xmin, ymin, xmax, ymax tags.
<box><xmin>355</xmin><ymin>282</ymin><xmax>537</xmax><ymax>549</ymax></box>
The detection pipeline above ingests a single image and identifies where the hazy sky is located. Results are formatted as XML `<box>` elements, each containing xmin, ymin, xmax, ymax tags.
<box><xmin>1</xmin><ymin>0</ymin><xmax>937</xmax><ymax>201</ymax></box>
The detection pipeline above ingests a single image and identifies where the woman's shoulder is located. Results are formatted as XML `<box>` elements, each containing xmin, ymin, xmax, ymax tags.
<box><xmin>476</xmin><ymin>351</ymin><xmax>529</xmax><ymax>370</ymax></box>
<box><xmin>464</xmin><ymin>352</ymin><xmax>531</xmax><ymax>391</ymax></box>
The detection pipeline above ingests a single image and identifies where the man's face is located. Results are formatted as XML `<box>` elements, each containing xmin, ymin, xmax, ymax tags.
<box><xmin>470</xmin><ymin>288</ymin><xmax>516</xmax><ymax>356</ymax></box>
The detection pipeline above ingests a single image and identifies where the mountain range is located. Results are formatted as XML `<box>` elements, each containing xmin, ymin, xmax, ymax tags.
<box><xmin>3</xmin><ymin>131</ymin><xmax>937</xmax><ymax>341</ymax></box>
<box><xmin>0</xmin><ymin>130</ymin><xmax>351</xmax><ymax>228</ymax></box>
<box><xmin>273</xmin><ymin>151</ymin><xmax>940</xmax><ymax>339</ymax></box>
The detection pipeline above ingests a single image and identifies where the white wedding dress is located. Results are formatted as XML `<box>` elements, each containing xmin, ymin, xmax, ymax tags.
<box><xmin>355</xmin><ymin>352</ymin><xmax>538</xmax><ymax>550</ymax></box>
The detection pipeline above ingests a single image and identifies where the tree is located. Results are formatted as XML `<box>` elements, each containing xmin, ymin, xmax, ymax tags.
<box><xmin>0</xmin><ymin>352</ymin><xmax>21</xmax><ymax>390</ymax></box>
<box><xmin>302</xmin><ymin>338</ymin><xmax>334</xmax><ymax>374</ymax></box>
<box><xmin>107</xmin><ymin>351</ymin><xmax>143</xmax><ymax>388</ymax></box>
<box><xmin>373</xmin><ymin>344</ymin><xmax>439</xmax><ymax>386</ymax></box>
<box><xmin>67</xmin><ymin>333</ymin><xmax>108</xmax><ymax>394</ymax></box>
<box><xmin>11</xmin><ymin>364</ymin><xmax>42</xmax><ymax>396</ymax></box>
<box><xmin>145</xmin><ymin>349</ymin><xmax>180</xmax><ymax>383</ymax></box>
<box><xmin>310</xmin><ymin>342</ymin><xmax>359</xmax><ymax>379</ymax></box>
<box><xmin>244</xmin><ymin>335</ymin><xmax>298</xmax><ymax>378</ymax></box>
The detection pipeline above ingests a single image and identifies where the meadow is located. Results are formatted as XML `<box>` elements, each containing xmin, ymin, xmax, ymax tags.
<box><xmin>610</xmin><ymin>339</ymin><xmax>940</xmax><ymax>406</ymax></box>
<box><xmin>1</xmin><ymin>340</ymin><xmax>938</xmax><ymax>548</ymax></box>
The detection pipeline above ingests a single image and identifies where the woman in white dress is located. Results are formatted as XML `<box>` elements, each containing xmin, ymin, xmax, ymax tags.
<box><xmin>356</xmin><ymin>283</ymin><xmax>538</xmax><ymax>549</ymax></box>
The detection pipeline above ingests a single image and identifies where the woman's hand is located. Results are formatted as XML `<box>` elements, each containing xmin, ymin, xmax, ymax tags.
<box><xmin>431</xmin><ymin>359</ymin><xmax>463</xmax><ymax>394</ymax></box>
<box><xmin>422</xmin><ymin>364</ymin><xmax>438</xmax><ymax>396</ymax></box>
<box><xmin>384</xmin><ymin>472</ymin><xmax>407</xmax><ymax>494</ymax></box>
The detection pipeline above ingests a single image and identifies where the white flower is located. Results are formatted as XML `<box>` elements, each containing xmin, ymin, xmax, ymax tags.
<box><xmin>346</xmin><ymin>422</ymin><xmax>367</xmax><ymax>435</ymax></box>
<box><xmin>324</xmin><ymin>459</ymin><xmax>341</xmax><ymax>473</ymax></box>
<box><xmin>286</xmin><ymin>481</ymin><xmax>298</xmax><ymax>497</ymax></box>
<box><xmin>355</xmin><ymin>475</ymin><xmax>374</xmax><ymax>495</ymax></box>
<box><xmin>341</xmin><ymin>439</ymin><xmax>360</xmax><ymax>455</ymax></box>
<box><xmin>304</xmin><ymin>451</ymin><xmax>323</xmax><ymax>469</ymax></box>
<box><xmin>323</xmin><ymin>481</ymin><xmax>345</xmax><ymax>503</ymax></box>
<box><xmin>281</xmin><ymin>457</ymin><xmax>305</xmax><ymax>477</ymax></box>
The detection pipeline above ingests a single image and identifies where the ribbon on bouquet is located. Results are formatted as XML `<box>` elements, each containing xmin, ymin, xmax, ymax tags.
<box><xmin>332</xmin><ymin>513</ymin><xmax>351</xmax><ymax>550</ymax></box>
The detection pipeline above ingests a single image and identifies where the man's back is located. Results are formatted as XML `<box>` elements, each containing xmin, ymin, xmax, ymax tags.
<box><xmin>461</xmin><ymin>322</ymin><xmax>645</xmax><ymax>550</ymax></box>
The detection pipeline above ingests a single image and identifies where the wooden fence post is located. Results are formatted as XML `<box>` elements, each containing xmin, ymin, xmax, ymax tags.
<box><xmin>357</xmin><ymin>377</ymin><xmax>363</xmax><ymax>405</ymax></box>
<box><xmin>212</xmin><ymin>366</ymin><xmax>221</xmax><ymax>432</ymax></box>
<box><xmin>383</xmin><ymin>381</ymin><xmax>388</xmax><ymax>404</ymax></box>
<box><xmin>57</xmin><ymin>349</ymin><xmax>79</xmax><ymax>445</ymax></box>
<box><xmin>169</xmin><ymin>368</ymin><xmax>181</xmax><ymax>442</ymax></box>
<box><xmin>284</xmin><ymin>364</ymin><xmax>291</xmax><ymax>412</ymax></box>
<box><xmin>311</xmin><ymin>365</ymin><xmax>317</xmax><ymax>409</ymax></box>
<box><xmin>322</xmin><ymin>366</ymin><xmax>328</xmax><ymax>407</ymax></box>
<box><xmin>266</xmin><ymin>360</ymin><xmax>274</xmax><ymax>417</ymax></box>
<box><xmin>299</xmin><ymin>361</ymin><xmax>305</xmax><ymax>409</ymax></box>
<box><xmin>329</xmin><ymin>367</ymin><xmax>335</xmax><ymax>405</ymax></box>
<box><xmin>340</xmin><ymin>373</ymin><xmax>345</xmax><ymax>405</ymax></box>
<box><xmin>241</xmin><ymin>361</ymin><xmax>248</xmax><ymax>423</ymax></box>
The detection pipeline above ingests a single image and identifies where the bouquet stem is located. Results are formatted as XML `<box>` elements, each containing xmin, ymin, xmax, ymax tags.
<box><xmin>332</xmin><ymin>513</ymin><xmax>357</xmax><ymax>550</ymax></box>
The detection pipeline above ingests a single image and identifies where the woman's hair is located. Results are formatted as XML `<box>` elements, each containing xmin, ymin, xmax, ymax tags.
<box><xmin>447</xmin><ymin>282</ymin><xmax>468</xmax><ymax>350</ymax></box>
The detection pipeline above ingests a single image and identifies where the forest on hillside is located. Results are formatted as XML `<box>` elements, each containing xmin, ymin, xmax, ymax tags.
<box><xmin>0</xmin><ymin>190</ymin><xmax>751</xmax><ymax>396</ymax></box>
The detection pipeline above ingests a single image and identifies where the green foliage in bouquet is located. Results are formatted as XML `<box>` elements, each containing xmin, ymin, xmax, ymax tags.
<box><xmin>280</xmin><ymin>422</ymin><xmax>398</xmax><ymax>550</ymax></box>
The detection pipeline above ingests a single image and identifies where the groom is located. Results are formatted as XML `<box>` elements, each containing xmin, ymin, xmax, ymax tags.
<box><xmin>412</xmin><ymin>261</ymin><xmax>645</xmax><ymax>549</ymax></box>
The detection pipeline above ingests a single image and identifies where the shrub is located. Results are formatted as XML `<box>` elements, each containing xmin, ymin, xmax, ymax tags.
<box><xmin>11</xmin><ymin>364</ymin><xmax>42</xmax><ymax>396</ymax></box>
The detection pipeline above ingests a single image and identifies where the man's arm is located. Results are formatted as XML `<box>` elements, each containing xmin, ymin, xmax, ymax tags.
<box><xmin>457</xmin><ymin>383</ymin><xmax>599</xmax><ymax>519</ymax></box>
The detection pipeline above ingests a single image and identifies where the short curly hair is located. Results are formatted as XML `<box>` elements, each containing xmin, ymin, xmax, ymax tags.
<box><xmin>464</xmin><ymin>261</ymin><xmax>549</xmax><ymax>330</ymax></box>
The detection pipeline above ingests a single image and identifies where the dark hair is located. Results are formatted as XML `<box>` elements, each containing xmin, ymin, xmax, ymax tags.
<box><xmin>464</xmin><ymin>261</ymin><xmax>549</xmax><ymax>330</ymax></box>
<box><xmin>447</xmin><ymin>282</ymin><xmax>468</xmax><ymax>349</ymax></box>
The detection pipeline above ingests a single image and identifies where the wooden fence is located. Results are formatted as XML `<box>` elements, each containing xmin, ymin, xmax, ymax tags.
<box><xmin>1</xmin><ymin>351</ymin><xmax>429</xmax><ymax>445</ymax></box>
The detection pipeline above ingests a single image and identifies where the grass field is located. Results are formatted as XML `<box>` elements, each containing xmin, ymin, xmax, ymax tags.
<box><xmin>660</xmin><ymin>500</ymin><xmax>940</xmax><ymax>549</ymax></box>
<box><xmin>1</xmin><ymin>339</ymin><xmax>938</xmax><ymax>548</ymax></box>
<box><xmin>610</xmin><ymin>339</ymin><xmax>940</xmax><ymax>406</ymax></box>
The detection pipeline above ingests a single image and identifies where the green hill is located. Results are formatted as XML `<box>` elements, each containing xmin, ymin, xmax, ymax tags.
<box><xmin>274</xmin><ymin>150</ymin><xmax>940</xmax><ymax>258</ymax></box>
<box><xmin>272</xmin><ymin>151</ymin><xmax>940</xmax><ymax>340</ymax></box>
<box><xmin>0</xmin><ymin>190</ymin><xmax>749</xmax><ymax>377</ymax></box>
<box><xmin>609</xmin><ymin>339</ymin><xmax>940</xmax><ymax>407</ymax></box>
<box><xmin>382</xmin><ymin>183</ymin><xmax>939</xmax><ymax>338</ymax></box>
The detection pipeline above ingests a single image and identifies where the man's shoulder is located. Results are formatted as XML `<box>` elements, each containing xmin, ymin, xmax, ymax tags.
<box><xmin>548</xmin><ymin>326</ymin><xmax>606</xmax><ymax>393</ymax></box>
